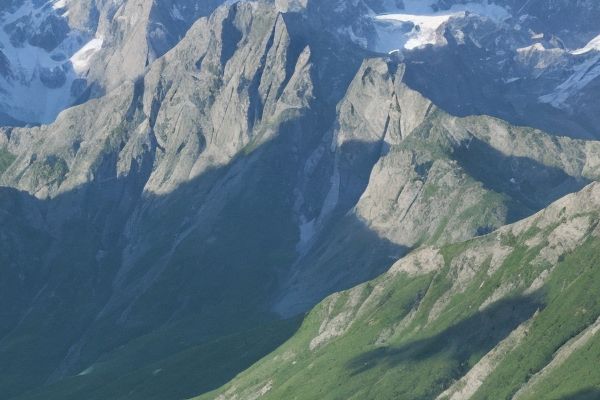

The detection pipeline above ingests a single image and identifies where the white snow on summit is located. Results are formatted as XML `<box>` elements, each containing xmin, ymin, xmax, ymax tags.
<box><xmin>0</xmin><ymin>0</ymin><xmax>100</xmax><ymax>124</ymax></box>
<box><xmin>170</xmin><ymin>4</ymin><xmax>185</xmax><ymax>21</ymax></box>
<box><xmin>52</xmin><ymin>0</ymin><xmax>67</xmax><ymax>10</ymax></box>
<box><xmin>539</xmin><ymin>55</ymin><xmax>600</xmax><ymax>109</ymax></box>
<box><xmin>70</xmin><ymin>37</ymin><xmax>104</xmax><ymax>74</ymax></box>
<box><xmin>375</xmin><ymin>12</ymin><xmax>457</xmax><ymax>50</ymax></box>
<box><xmin>572</xmin><ymin>34</ymin><xmax>600</xmax><ymax>55</ymax></box>
<box><xmin>372</xmin><ymin>1</ymin><xmax>510</xmax><ymax>53</ymax></box>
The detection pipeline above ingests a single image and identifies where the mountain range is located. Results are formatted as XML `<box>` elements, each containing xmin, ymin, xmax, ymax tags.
<box><xmin>1</xmin><ymin>0</ymin><xmax>600</xmax><ymax>399</ymax></box>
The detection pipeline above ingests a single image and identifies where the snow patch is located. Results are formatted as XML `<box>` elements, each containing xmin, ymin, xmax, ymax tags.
<box><xmin>70</xmin><ymin>36</ymin><xmax>103</xmax><ymax>74</ymax></box>
<box><xmin>77</xmin><ymin>365</ymin><xmax>94</xmax><ymax>376</ymax></box>
<box><xmin>372</xmin><ymin>1</ymin><xmax>510</xmax><ymax>53</ymax></box>
<box><xmin>539</xmin><ymin>55</ymin><xmax>600</xmax><ymax>109</ymax></box>
<box><xmin>572</xmin><ymin>34</ymin><xmax>600</xmax><ymax>55</ymax></box>
<box><xmin>0</xmin><ymin>0</ymin><xmax>103</xmax><ymax>123</ymax></box>
<box><xmin>52</xmin><ymin>0</ymin><xmax>67</xmax><ymax>10</ymax></box>
<box><xmin>297</xmin><ymin>217</ymin><xmax>316</xmax><ymax>252</ymax></box>
<box><xmin>517</xmin><ymin>43</ymin><xmax>546</xmax><ymax>53</ymax></box>
<box><xmin>170</xmin><ymin>5</ymin><xmax>185</xmax><ymax>21</ymax></box>
<box><xmin>374</xmin><ymin>12</ymin><xmax>459</xmax><ymax>50</ymax></box>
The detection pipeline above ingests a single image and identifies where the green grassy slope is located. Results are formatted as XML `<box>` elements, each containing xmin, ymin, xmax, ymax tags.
<box><xmin>197</xmin><ymin>184</ymin><xmax>600</xmax><ymax>400</ymax></box>
<box><xmin>0</xmin><ymin>147</ymin><xmax>15</xmax><ymax>176</ymax></box>
<box><xmin>13</xmin><ymin>317</ymin><xmax>301</xmax><ymax>400</ymax></box>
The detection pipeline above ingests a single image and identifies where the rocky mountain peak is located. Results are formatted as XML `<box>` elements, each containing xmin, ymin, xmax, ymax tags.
<box><xmin>0</xmin><ymin>0</ymin><xmax>229</xmax><ymax>125</ymax></box>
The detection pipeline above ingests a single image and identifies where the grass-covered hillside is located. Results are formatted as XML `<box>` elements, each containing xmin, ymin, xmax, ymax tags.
<box><xmin>0</xmin><ymin>147</ymin><xmax>15</xmax><ymax>176</ymax></box>
<box><xmin>199</xmin><ymin>183</ymin><xmax>600</xmax><ymax>400</ymax></box>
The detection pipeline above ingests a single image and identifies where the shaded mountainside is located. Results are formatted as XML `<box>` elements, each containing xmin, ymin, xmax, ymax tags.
<box><xmin>0</xmin><ymin>1</ymin><xmax>599</xmax><ymax>399</ymax></box>
<box><xmin>199</xmin><ymin>182</ymin><xmax>600</xmax><ymax>400</ymax></box>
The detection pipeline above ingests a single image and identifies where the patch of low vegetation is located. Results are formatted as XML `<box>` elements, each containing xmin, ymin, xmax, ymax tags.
<box><xmin>31</xmin><ymin>156</ymin><xmax>69</xmax><ymax>187</ymax></box>
<box><xmin>0</xmin><ymin>147</ymin><xmax>16</xmax><ymax>175</ymax></box>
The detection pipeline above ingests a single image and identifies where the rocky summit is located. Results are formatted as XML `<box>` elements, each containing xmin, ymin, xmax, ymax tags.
<box><xmin>1</xmin><ymin>1</ymin><xmax>600</xmax><ymax>399</ymax></box>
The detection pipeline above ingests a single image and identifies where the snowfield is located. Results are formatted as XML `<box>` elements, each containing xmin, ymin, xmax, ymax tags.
<box><xmin>70</xmin><ymin>37</ymin><xmax>104</xmax><ymax>74</ymax></box>
<box><xmin>0</xmin><ymin>0</ymin><xmax>100</xmax><ymax>124</ymax></box>
<box><xmin>372</xmin><ymin>1</ymin><xmax>510</xmax><ymax>53</ymax></box>
<box><xmin>572</xmin><ymin>34</ymin><xmax>600</xmax><ymax>55</ymax></box>
<box><xmin>374</xmin><ymin>12</ymin><xmax>460</xmax><ymax>51</ymax></box>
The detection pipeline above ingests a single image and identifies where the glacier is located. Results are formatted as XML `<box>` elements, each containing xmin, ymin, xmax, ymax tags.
<box><xmin>371</xmin><ymin>0</ymin><xmax>510</xmax><ymax>53</ymax></box>
<box><xmin>0</xmin><ymin>0</ymin><xmax>100</xmax><ymax>124</ymax></box>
